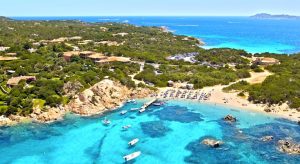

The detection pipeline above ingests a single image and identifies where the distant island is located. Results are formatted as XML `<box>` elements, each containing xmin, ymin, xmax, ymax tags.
<box><xmin>251</xmin><ymin>13</ymin><xmax>300</xmax><ymax>19</ymax></box>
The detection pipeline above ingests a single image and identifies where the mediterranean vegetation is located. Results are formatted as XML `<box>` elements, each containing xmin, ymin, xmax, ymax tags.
<box><xmin>0</xmin><ymin>16</ymin><xmax>300</xmax><ymax>117</ymax></box>
<box><xmin>224</xmin><ymin>53</ymin><xmax>300</xmax><ymax>108</ymax></box>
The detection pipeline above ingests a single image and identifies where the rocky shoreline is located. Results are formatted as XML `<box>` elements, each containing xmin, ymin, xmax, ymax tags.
<box><xmin>0</xmin><ymin>79</ymin><xmax>155</xmax><ymax>126</ymax></box>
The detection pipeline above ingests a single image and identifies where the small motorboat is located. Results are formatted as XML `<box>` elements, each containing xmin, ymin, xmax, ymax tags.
<box><xmin>130</xmin><ymin>108</ymin><xmax>139</xmax><ymax>111</ymax></box>
<box><xmin>120</xmin><ymin>110</ymin><xmax>127</xmax><ymax>115</ymax></box>
<box><xmin>123</xmin><ymin>151</ymin><xmax>141</xmax><ymax>162</ymax></box>
<box><xmin>139</xmin><ymin>107</ymin><xmax>146</xmax><ymax>113</ymax></box>
<box><xmin>127</xmin><ymin>99</ymin><xmax>136</xmax><ymax>103</ymax></box>
<box><xmin>122</xmin><ymin>125</ymin><xmax>132</xmax><ymax>130</ymax></box>
<box><xmin>128</xmin><ymin>138</ymin><xmax>139</xmax><ymax>146</ymax></box>
<box><xmin>153</xmin><ymin>101</ymin><xmax>165</xmax><ymax>106</ymax></box>
<box><xmin>102</xmin><ymin>117</ymin><xmax>111</xmax><ymax>125</ymax></box>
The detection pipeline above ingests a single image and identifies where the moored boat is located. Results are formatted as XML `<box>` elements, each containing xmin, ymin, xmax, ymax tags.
<box><xmin>122</xmin><ymin>125</ymin><xmax>132</xmax><ymax>130</ymax></box>
<box><xmin>139</xmin><ymin>107</ymin><xmax>146</xmax><ymax>113</ymax></box>
<box><xmin>120</xmin><ymin>110</ymin><xmax>127</xmax><ymax>115</ymax></box>
<box><xmin>153</xmin><ymin>101</ymin><xmax>165</xmax><ymax>106</ymax></box>
<box><xmin>102</xmin><ymin>117</ymin><xmax>111</xmax><ymax>125</ymax></box>
<box><xmin>128</xmin><ymin>138</ymin><xmax>139</xmax><ymax>146</ymax></box>
<box><xmin>123</xmin><ymin>151</ymin><xmax>141</xmax><ymax>162</ymax></box>
<box><xmin>130</xmin><ymin>108</ymin><xmax>139</xmax><ymax>111</ymax></box>
<box><xmin>127</xmin><ymin>99</ymin><xmax>137</xmax><ymax>103</ymax></box>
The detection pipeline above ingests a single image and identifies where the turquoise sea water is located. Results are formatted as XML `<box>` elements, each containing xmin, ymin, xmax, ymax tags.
<box><xmin>12</xmin><ymin>16</ymin><xmax>300</xmax><ymax>54</ymax></box>
<box><xmin>3</xmin><ymin>16</ymin><xmax>300</xmax><ymax>163</ymax></box>
<box><xmin>1</xmin><ymin>99</ymin><xmax>299</xmax><ymax>164</ymax></box>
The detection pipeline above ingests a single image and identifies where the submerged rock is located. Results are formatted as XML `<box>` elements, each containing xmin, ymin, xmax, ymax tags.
<box><xmin>201</xmin><ymin>138</ymin><xmax>224</xmax><ymax>148</ymax></box>
<box><xmin>140</xmin><ymin>121</ymin><xmax>171</xmax><ymax>138</ymax></box>
<box><xmin>151</xmin><ymin>106</ymin><xmax>203</xmax><ymax>123</ymax></box>
<box><xmin>277</xmin><ymin>139</ymin><xmax>300</xmax><ymax>155</ymax></box>
<box><xmin>185</xmin><ymin>136</ymin><xmax>241</xmax><ymax>163</ymax></box>
<box><xmin>224</xmin><ymin>115</ymin><xmax>237</xmax><ymax>123</ymax></box>
<box><xmin>261</xmin><ymin>136</ymin><xmax>274</xmax><ymax>142</ymax></box>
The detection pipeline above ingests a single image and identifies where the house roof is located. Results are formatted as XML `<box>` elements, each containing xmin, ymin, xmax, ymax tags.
<box><xmin>63</xmin><ymin>51</ymin><xmax>80</xmax><ymax>57</ymax></box>
<box><xmin>95</xmin><ymin>56</ymin><xmax>130</xmax><ymax>63</ymax></box>
<box><xmin>0</xmin><ymin>56</ymin><xmax>19</xmax><ymax>61</ymax></box>
<box><xmin>87</xmin><ymin>53</ymin><xmax>106</xmax><ymax>60</ymax></box>
<box><xmin>7</xmin><ymin>76</ymin><xmax>36</xmax><ymax>86</ymax></box>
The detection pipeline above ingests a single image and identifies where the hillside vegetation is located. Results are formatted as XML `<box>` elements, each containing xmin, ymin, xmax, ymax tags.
<box><xmin>0</xmin><ymin>17</ymin><xmax>299</xmax><ymax>117</ymax></box>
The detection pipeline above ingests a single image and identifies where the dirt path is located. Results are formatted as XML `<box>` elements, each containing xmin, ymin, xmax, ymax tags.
<box><xmin>129</xmin><ymin>61</ymin><xmax>145</xmax><ymax>85</ymax></box>
<box><xmin>243</xmin><ymin>70</ymin><xmax>273</xmax><ymax>84</ymax></box>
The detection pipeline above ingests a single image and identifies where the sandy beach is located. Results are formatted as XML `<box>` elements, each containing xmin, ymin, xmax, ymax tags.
<box><xmin>156</xmin><ymin>71</ymin><xmax>300</xmax><ymax>122</ymax></box>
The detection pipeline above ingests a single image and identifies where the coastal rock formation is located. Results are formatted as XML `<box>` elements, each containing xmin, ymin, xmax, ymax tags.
<box><xmin>201</xmin><ymin>138</ymin><xmax>224</xmax><ymax>148</ymax></box>
<box><xmin>34</xmin><ymin>107</ymin><xmax>66</xmax><ymax>122</ymax></box>
<box><xmin>224</xmin><ymin>115</ymin><xmax>237</xmax><ymax>123</ymax></box>
<box><xmin>63</xmin><ymin>81</ymin><xmax>83</xmax><ymax>97</ymax></box>
<box><xmin>261</xmin><ymin>136</ymin><xmax>274</xmax><ymax>142</ymax></box>
<box><xmin>0</xmin><ymin>116</ymin><xmax>17</xmax><ymax>126</ymax></box>
<box><xmin>277</xmin><ymin>139</ymin><xmax>300</xmax><ymax>155</ymax></box>
<box><xmin>264</xmin><ymin>108</ymin><xmax>272</xmax><ymax>113</ymax></box>
<box><xmin>66</xmin><ymin>79</ymin><xmax>154</xmax><ymax>116</ymax></box>
<box><xmin>0</xmin><ymin>79</ymin><xmax>154</xmax><ymax>126</ymax></box>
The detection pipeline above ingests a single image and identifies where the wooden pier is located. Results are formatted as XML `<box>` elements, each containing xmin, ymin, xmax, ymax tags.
<box><xmin>139</xmin><ymin>99</ymin><xmax>157</xmax><ymax>113</ymax></box>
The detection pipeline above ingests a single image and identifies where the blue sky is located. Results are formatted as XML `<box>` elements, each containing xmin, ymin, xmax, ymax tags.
<box><xmin>1</xmin><ymin>0</ymin><xmax>299</xmax><ymax>16</ymax></box>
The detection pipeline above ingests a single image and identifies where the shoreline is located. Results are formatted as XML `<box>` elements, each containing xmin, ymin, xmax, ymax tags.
<box><xmin>1</xmin><ymin>75</ymin><xmax>300</xmax><ymax>127</ymax></box>
<box><xmin>0</xmin><ymin>79</ymin><xmax>154</xmax><ymax>127</ymax></box>
<box><xmin>156</xmin><ymin>85</ymin><xmax>300</xmax><ymax>123</ymax></box>
<box><xmin>1</xmin><ymin>90</ymin><xmax>299</xmax><ymax>127</ymax></box>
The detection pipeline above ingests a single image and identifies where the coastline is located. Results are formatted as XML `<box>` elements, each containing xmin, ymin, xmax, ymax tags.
<box><xmin>1</xmin><ymin>72</ymin><xmax>300</xmax><ymax>127</ymax></box>
<box><xmin>156</xmin><ymin>70</ymin><xmax>300</xmax><ymax>123</ymax></box>
<box><xmin>0</xmin><ymin>79</ymin><xmax>154</xmax><ymax>127</ymax></box>
<box><xmin>156</xmin><ymin>86</ymin><xmax>300</xmax><ymax>123</ymax></box>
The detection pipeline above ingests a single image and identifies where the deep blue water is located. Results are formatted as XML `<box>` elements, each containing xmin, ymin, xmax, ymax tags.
<box><xmin>12</xmin><ymin>16</ymin><xmax>300</xmax><ymax>54</ymax></box>
<box><xmin>0</xmin><ymin>99</ymin><xmax>299</xmax><ymax>163</ymax></box>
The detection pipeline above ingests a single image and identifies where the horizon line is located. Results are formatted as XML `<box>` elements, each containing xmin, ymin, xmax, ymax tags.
<box><xmin>7</xmin><ymin>15</ymin><xmax>251</xmax><ymax>17</ymax></box>
<box><xmin>4</xmin><ymin>13</ymin><xmax>300</xmax><ymax>17</ymax></box>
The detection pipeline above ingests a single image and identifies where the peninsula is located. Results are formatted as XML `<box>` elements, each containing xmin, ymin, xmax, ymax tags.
<box><xmin>0</xmin><ymin>17</ymin><xmax>300</xmax><ymax>126</ymax></box>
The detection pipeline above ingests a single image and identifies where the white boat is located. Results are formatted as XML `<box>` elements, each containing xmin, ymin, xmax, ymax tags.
<box><xmin>153</xmin><ymin>102</ymin><xmax>165</xmax><ymax>106</ymax></box>
<box><xmin>123</xmin><ymin>151</ymin><xmax>141</xmax><ymax>162</ymax></box>
<box><xmin>120</xmin><ymin>110</ymin><xmax>127</xmax><ymax>115</ymax></box>
<box><xmin>102</xmin><ymin>117</ymin><xmax>111</xmax><ymax>125</ymax></box>
<box><xmin>139</xmin><ymin>107</ymin><xmax>146</xmax><ymax>113</ymax></box>
<box><xmin>127</xmin><ymin>99</ymin><xmax>136</xmax><ymax>103</ymax></box>
<box><xmin>122</xmin><ymin>125</ymin><xmax>131</xmax><ymax>130</ymax></box>
<box><xmin>128</xmin><ymin>138</ymin><xmax>139</xmax><ymax>146</ymax></box>
<box><xmin>130</xmin><ymin>108</ymin><xmax>139</xmax><ymax>111</ymax></box>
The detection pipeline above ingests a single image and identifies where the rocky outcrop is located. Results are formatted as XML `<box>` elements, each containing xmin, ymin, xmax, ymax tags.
<box><xmin>264</xmin><ymin>108</ymin><xmax>272</xmax><ymax>113</ymax></box>
<box><xmin>277</xmin><ymin>139</ymin><xmax>300</xmax><ymax>155</ymax></box>
<box><xmin>66</xmin><ymin>79</ymin><xmax>154</xmax><ymax>116</ymax></box>
<box><xmin>201</xmin><ymin>138</ymin><xmax>224</xmax><ymax>148</ymax></box>
<box><xmin>261</xmin><ymin>136</ymin><xmax>274</xmax><ymax>142</ymax></box>
<box><xmin>224</xmin><ymin>115</ymin><xmax>237</xmax><ymax>122</ymax></box>
<box><xmin>0</xmin><ymin>79</ymin><xmax>155</xmax><ymax>126</ymax></box>
<box><xmin>63</xmin><ymin>81</ymin><xmax>83</xmax><ymax>97</ymax></box>
<box><xmin>30</xmin><ymin>106</ymin><xmax>66</xmax><ymax>123</ymax></box>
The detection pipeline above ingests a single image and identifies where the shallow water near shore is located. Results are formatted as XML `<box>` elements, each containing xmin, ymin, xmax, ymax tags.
<box><xmin>0</xmin><ymin>99</ymin><xmax>299</xmax><ymax>164</ymax></box>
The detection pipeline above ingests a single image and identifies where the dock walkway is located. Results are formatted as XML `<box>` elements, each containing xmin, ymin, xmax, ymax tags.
<box><xmin>139</xmin><ymin>99</ymin><xmax>157</xmax><ymax>113</ymax></box>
